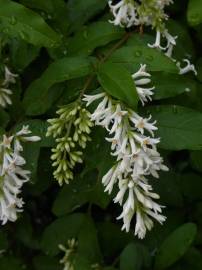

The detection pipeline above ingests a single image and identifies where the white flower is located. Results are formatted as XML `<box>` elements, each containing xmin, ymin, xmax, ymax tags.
<box><xmin>0</xmin><ymin>66</ymin><xmax>18</xmax><ymax>108</ymax></box>
<box><xmin>0</xmin><ymin>126</ymin><xmax>40</xmax><ymax>224</ymax></box>
<box><xmin>177</xmin><ymin>59</ymin><xmax>197</xmax><ymax>75</ymax></box>
<box><xmin>0</xmin><ymin>88</ymin><xmax>12</xmax><ymax>108</ymax></box>
<box><xmin>83</xmin><ymin>82</ymin><xmax>168</xmax><ymax>238</ymax></box>
<box><xmin>108</xmin><ymin>0</ymin><xmax>139</xmax><ymax>28</ymax></box>
<box><xmin>3</xmin><ymin>66</ymin><xmax>18</xmax><ymax>86</ymax></box>
<box><xmin>132</xmin><ymin>64</ymin><xmax>155</xmax><ymax>105</ymax></box>
<box><xmin>59</xmin><ymin>239</ymin><xmax>77</xmax><ymax>270</ymax></box>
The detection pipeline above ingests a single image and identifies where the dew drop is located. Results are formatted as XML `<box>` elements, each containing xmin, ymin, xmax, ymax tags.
<box><xmin>9</xmin><ymin>16</ymin><xmax>17</xmax><ymax>25</ymax></box>
<box><xmin>83</xmin><ymin>30</ymin><xmax>88</xmax><ymax>39</ymax></box>
<box><xmin>172</xmin><ymin>105</ymin><xmax>178</xmax><ymax>113</ymax></box>
<box><xmin>134</xmin><ymin>50</ymin><xmax>142</xmax><ymax>57</ymax></box>
<box><xmin>146</xmin><ymin>55</ymin><xmax>154</xmax><ymax>61</ymax></box>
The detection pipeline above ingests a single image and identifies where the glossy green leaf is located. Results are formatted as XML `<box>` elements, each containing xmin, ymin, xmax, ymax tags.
<box><xmin>23</xmin><ymin>56</ymin><xmax>95</xmax><ymax>115</ymax></box>
<box><xmin>67</xmin><ymin>0</ymin><xmax>107</xmax><ymax>32</ymax></box>
<box><xmin>120</xmin><ymin>243</ymin><xmax>150</xmax><ymax>270</ymax></box>
<box><xmin>110</xmin><ymin>45</ymin><xmax>178</xmax><ymax>73</ymax></box>
<box><xmin>155</xmin><ymin>223</ymin><xmax>197</xmax><ymax>269</ymax></box>
<box><xmin>187</xmin><ymin>0</ymin><xmax>202</xmax><ymax>26</ymax></box>
<box><xmin>41</xmin><ymin>213</ymin><xmax>101</xmax><ymax>262</ymax></box>
<box><xmin>147</xmin><ymin>105</ymin><xmax>202</xmax><ymax>150</ymax></box>
<box><xmin>68</xmin><ymin>21</ymin><xmax>125</xmax><ymax>56</ymax></box>
<box><xmin>190</xmin><ymin>151</ymin><xmax>202</xmax><ymax>172</ymax></box>
<box><xmin>0</xmin><ymin>0</ymin><xmax>60</xmax><ymax>47</ymax></box>
<box><xmin>152</xmin><ymin>72</ymin><xmax>197</xmax><ymax>100</ymax></box>
<box><xmin>33</xmin><ymin>256</ymin><xmax>62</xmax><ymax>270</ymax></box>
<box><xmin>98</xmin><ymin>62</ymin><xmax>138</xmax><ymax>109</ymax></box>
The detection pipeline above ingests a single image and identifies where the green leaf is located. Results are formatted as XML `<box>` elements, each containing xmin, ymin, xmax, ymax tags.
<box><xmin>155</xmin><ymin>223</ymin><xmax>197</xmax><ymax>269</ymax></box>
<box><xmin>23</xmin><ymin>56</ymin><xmax>95</xmax><ymax>115</ymax></box>
<box><xmin>181</xmin><ymin>173</ymin><xmax>202</xmax><ymax>201</ymax></box>
<box><xmin>153</xmin><ymin>172</ymin><xmax>183</xmax><ymax>207</ymax></box>
<box><xmin>147</xmin><ymin>105</ymin><xmax>202</xmax><ymax>150</ymax></box>
<box><xmin>0</xmin><ymin>257</ymin><xmax>24</xmax><ymax>270</ymax></box>
<box><xmin>20</xmin><ymin>0</ymin><xmax>68</xmax><ymax>33</ymax></box>
<box><xmin>97</xmin><ymin>221</ymin><xmax>133</xmax><ymax>259</ymax></box>
<box><xmin>190</xmin><ymin>151</ymin><xmax>202</xmax><ymax>172</ymax></box>
<box><xmin>152</xmin><ymin>72</ymin><xmax>197</xmax><ymax>100</ymax></box>
<box><xmin>33</xmin><ymin>255</ymin><xmax>62</xmax><ymax>270</ymax></box>
<box><xmin>187</xmin><ymin>0</ymin><xmax>202</xmax><ymax>26</ymax></box>
<box><xmin>110</xmin><ymin>45</ymin><xmax>178</xmax><ymax>74</ymax></box>
<box><xmin>0</xmin><ymin>108</ymin><xmax>9</xmax><ymax>129</ymax></box>
<box><xmin>0</xmin><ymin>231</ymin><xmax>8</xmax><ymax>251</ymax></box>
<box><xmin>67</xmin><ymin>0</ymin><xmax>107</xmax><ymax>32</ymax></box>
<box><xmin>9</xmin><ymin>38</ymin><xmax>40</xmax><ymax>71</ymax></box>
<box><xmin>41</xmin><ymin>213</ymin><xmax>101</xmax><ymax>263</ymax></box>
<box><xmin>67</xmin><ymin>21</ymin><xmax>125</xmax><ymax>56</ymax></box>
<box><xmin>120</xmin><ymin>243</ymin><xmax>150</xmax><ymax>270</ymax></box>
<box><xmin>0</xmin><ymin>0</ymin><xmax>60</xmax><ymax>47</ymax></box>
<box><xmin>98</xmin><ymin>62</ymin><xmax>138</xmax><ymax>109</ymax></box>
<box><xmin>41</xmin><ymin>213</ymin><xmax>85</xmax><ymax>255</ymax></box>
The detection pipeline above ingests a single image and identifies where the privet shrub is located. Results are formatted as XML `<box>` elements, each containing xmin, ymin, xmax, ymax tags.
<box><xmin>0</xmin><ymin>0</ymin><xmax>202</xmax><ymax>269</ymax></box>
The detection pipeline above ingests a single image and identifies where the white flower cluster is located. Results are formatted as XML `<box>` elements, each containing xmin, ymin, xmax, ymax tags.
<box><xmin>0</xmin><ymin>126</ymin><xmax>40</xmax><ymax>224</ymax></box>
<box><xmin>83</xmin><ymin>65</ymin><xmax>168</xmax><ymax>239</ymax></box>
<box><xmin>108</xmin><ymin>0</ymin><xmax>173</xmax><ymax>29</ymax></box>
<box><xmin>109</xmin><ymin>0</ymin><xmax>197</xmax><ymax>76</ymax></box>
<box><xmin>0</xmin><ymin>66</ymin><xmax>18</xmax><ymax>108</ymax></box>
<box><xmin>59</xmin><ymin>239</ymin><xmax>78</xmax><ymax>270</ymax></box>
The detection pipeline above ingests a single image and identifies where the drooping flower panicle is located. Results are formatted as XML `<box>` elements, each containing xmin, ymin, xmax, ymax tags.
<box><xmin>47</xmin><ymin>102</ymin><xmax>93</xmax><ymax>186</ymax></box>
<box><xmin>0</xmin><ymin>126</ymin><xmax>40</xmax><ymax>224</ymax></box>
<box><xmin>83</xmin><ymin>65</ymin><xmax>168</xmax><ymax>239</ymax></box>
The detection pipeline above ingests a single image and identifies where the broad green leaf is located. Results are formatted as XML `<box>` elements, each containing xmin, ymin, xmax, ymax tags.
<box><xmin>0</xmin><ymin>0</ymin><xmax>60</xmax><ymax>47</ymax></box>
<box><xmin>67</xmin><ymin>0</ymin><xmax>107</xmax><ymax>32</ymax></box>
<box><xmin>41</xmin><ymin>213</ymin><xmax>85</xmax><ymax>255</ymax></box>
<box><xmin>147</xmin><ymin>105</ymin><xmax>202</xmax><ymax>150</ymax></box>
<box><xmin>0</xmin><ymin>257</ymin><xmax>24</xmax><ymax>270</ymax></box>
<box><xmin>52</xmin><ymin>170</ymin><xmax>110</xmax><ymax>216</ymax></box>
<box><xmin>110</xmin><ymin>45</ymin><xmax>178</xmax><ymax>73</ymax></box>
<box><xmin>155</xmin><ymin>223</ymin><xmax>197</xmax><ymax>269</ymax></box>
<box><xmin>97</xmin><ymin>222</ymin><xmax>133</xmax><ymax>259</ymax></box>
<box><xmin>152</xmin><ymin>72</ymin><xmax>197</xmax><ymax>100</ymax></box>
<box><xmin>120</xmin><ymin>243</ymin><xmax>150</xmax><ymax>270</ymax></box>
<box><xmin>23</xmin><ymin>56</ymin><xmax>95</xmax><ymax>115</ymax></box>
<box><xmin>67</xmin><ymin>21</ymin><xmax>125</xmax><ymax>56</ymax></box>
<box><xmin>187</xmin><ymin>0</ymin><xmax>202</xmax><ymax>26</ymax></box>
<box><xmin>0</xmin><ymin>231</ymin><xmax>8</xmax><ymax>251</ymax></box>
<box><xmin>153</xmin><ymin>172</ymin><xmax>183</xmax><ymax>207</ymax></box>
<box><xmin>0</xmin><ymin>108</ymin><xmax>9</xmax><ymax>128</ymax></box>
<box><xmin>98</xmin><ymin>62</ymin><xmax>138</xmax><ymax>109</ymax></box>
<box><xmin>20</xmin><ymin>0</ymin><xmax>68</xmax><ymax>33</ymax></box>
<box><xmin>41</xmin><ymin>213</ymin><xmax>101</xmax><ymax>263</ymax></box>
<box><xmin>180</xmin><ymin>173</ymin><xmax>202</xmax><ymax>201</ymax></box>
<box><xmin>9</xmin><ymin>38</ymin><xmax>40</xmax><ymax>71</ymax></box>
<box><xmin>190</xmin><ymin>151</ymin><xmax>202</xmax><ymax>172</ymax></box>
<box><xmin>33</xmin><ymin>255</ymin><xmax>62</xmax><ymax>270</ymax></box>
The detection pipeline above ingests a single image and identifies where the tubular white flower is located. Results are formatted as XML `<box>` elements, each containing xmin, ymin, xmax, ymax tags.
<box><xmin>0</xmin><ymin>126</ymin><xmax>40</xmax><ymax>224</ymax></box>
<box><xmin>132</xmin><ymin>64</ymin><xmax>155</xmax><ymax>105</ymax></box>
<box><xmin>59</xmin><ymin>239</ymin><xmax>78</xmax><ymax>270</ymax></box>
<box><xmin>83</xmin><ymin>66</ymin><xmax>168</xmax><ymax>238</ymax></box>
<box><xmin>108</xmin><ymin>0</ymin><xmax>139</xmax><ymax>28</ymax></box>
<box><xmin>3</xmin><ymin>66</ymin><xmax>18</xmax><ymax>86</ymax></box>
<box><xmin>0</xmin><ymin>66</ymin><xmax>18</xmax><ymax>108</ymax></box>
<box><xmin>177</xmin><ymin>59</ymin><xmax>197</xmax><ymax>75</ymax></box>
